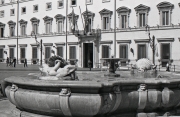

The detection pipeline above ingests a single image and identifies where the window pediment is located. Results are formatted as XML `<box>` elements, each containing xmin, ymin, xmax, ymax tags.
<box><xmin>116</xmin><ymin>6</ymin><xmax>131</xmax><ymax>14</ymax></box>
<box><xmin>30</xmin><ymin>17</ymin><xmax>40</xmax><ymax>24</ymax></box>
<box><xmin>82</xmin><ymin>10</ymin><xmax>95</xmax><ymax>17</ymax></box>
<box><xmin>0</xmin><ymin>22</ymin><xmax>5</xmax><ymax>27</ymax></box>
<box><xmin>134</xmin><ymin>4</ymin><xmax>150</xmax><ymax>13</ymax></box>
<box><xmin>43</xmin><ymin>16</ymin><xmax>53</xmax><ymax>22</ymax></box>
<box><xmin>19</xmin><ymin>19</ymin><xmax>27</xmax><ymax>25</ymax></box>
<box><xmin>134</xmin><ymin>39</ymin><xmax>149</xmax><ymax>43</ymax></box>
<box><xmin>99</xmin><ymin>8</ymin><xmax>113</xmax><ymax>16</ymax></box>
<box><xmin>157</xmin><ymin>1</ymin><xmax>174</xmax><ymax>10</ymax></box>
<box><xmin>8</xmin><ymin>20</ymin><xmax>16</xmax><ymax>26</ymax></box>
<box><xmin>54</xmin><ymin>14</ymin><xmax>65</xmax><ymax>22</ymax></box>
<box><xmin>67</xmin><ymin>12</ymin><xmax>79</xmax><ymax>19</ymax></box>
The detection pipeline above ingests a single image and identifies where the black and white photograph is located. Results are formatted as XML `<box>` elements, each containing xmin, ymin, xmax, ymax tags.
<box><xmin>0</xmin><ymin>0</ymin><xmax>180</xmax><ymax>117</ymax></box>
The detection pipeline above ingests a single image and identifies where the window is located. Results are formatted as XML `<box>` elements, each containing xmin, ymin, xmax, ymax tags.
<box><xmin>102</xmin><ymin>45</ymin><xmax>109</xmax><ymax>58</ymax></box>
<box><xmin>19</xmin><ymin>19</ymin><xmax>27</xmax><ymax>36</ymax></box>
<box><xmin>20</xmin><ymin>48</ymin><xmax>25</xmax><ymax>59</ymax></box>
<box><xmin>32</xmin><ymin>47</ymin><xmax>37</xmax><ymax>59</ymax></box>
<box><xmin>8</xmin><ymin>20</ymin><xmax>16</xmax><ymax>37</ymax></box>
<box><xmin>157</xmin><ymin>2</ymin><xmax>173</xmax><ymax>26</ymax></box>
<box><xmin>43</xmin><ymin>16</ymin><xmax>53</xmax><ymax>34</ymax></box>
<box><xmin>10</xmin><ymin>9</ymin><xmax>15</xmax><ymax>16</ymax></box>
<box><xmin>57</xmin><ymin>47</ymin><xmax>63</xmax><ymax>57</ymax></box>
<box><xmin>22</xmin><ymin>7</ymin><xmax>26</xmax><ymax>14</ymax></box>
<box><xmin>30</xmin><ymin>17</ymin><xmax>40</xmax><ymax>34</ymax></box>
<box><xmin>33</xmin><ymin>5</ymin><xmax>38</xmax><ymax>12</ymax></box>
<box><xmin>33</xmin><ymin>24</ymin><xmax>38</xmax><ymax>34</ymax></box>
<box><xmin>86</xmin><ymin>0</ymin><xmax>92</xmax><ymax>5</ymax></box>
<box><xmin>46</xmin><ymin>2</ymin><xmax>52</xmax><ymax>10</ymax></box>
<box><xmin>0</xmin><ymin>22</ymin><xmax>5</xmax><ymax>38</ymax></box>
<box><xmin>69</xmin><ymin>46</ymin><xmax>76</xmax><ymax>59</ymax></box>
<box><xmin>139</xmin><ymin>13</ymin><xmax>145</xmax><ymax>27</ymax></box>
<box><xmin>0</xmin><ymin>28</ymin><xmax>4</xmax><ymax>37</ymax></box>
<box><xmin>121</xmin><ymin>15</ymin><xmax>127</xmax><ymax>28</ymax></box>
<box><xmin>45</xmin><ymin>47</ymin><xmax>51</xmax><ymax>63</ymax></box>
<box><xmin>117</xmin><ymin>7</ymin><xmax>131</xmax><ymax>29</ymax></box>
<box><xmin>138</xmin><ymin>44</ymin><xmax>146</xmax><ymax>59</ymax></box>
<box><xmin>55</xmin><ymin>14</ymin><xmax>65</xmax><ymax>33</ymax></box>
<box><xmin>57</xmin><ymin>21</ymin><xmax>63</xmax><ymax>33</ymax></box>
<box><xmin>10</xmin><ymin>27</ymin><xmax>15</xmax><ymax>37</ymax></box>
<box><xmin>0</xmin><ymin>10</ymin><xmax>4</xmax><ymax>17</ymax></box>
<box><xmin>134</xmin><ymin>4</ymin><xmax>150</xmax><ymax>27</ymax></box>
<box><xmin>102</xmin><ymin>0</ymin><xmax>110</xmax><ymax>3</ymax></box>
<box><xmin>46</xmin><ymin>23</ymin><xmax>50</xmax><ymax>34</ymax></box>
<box><xmin>99</xmin><ymin>9</ymin><xmax>113</xmax><ymax>30</ymax></box>
<box><xmin>21</xmin><ymin>25</ymin><xmax>26</xmax><ymax>36</ymax></box>
<box><xmin>0</xmin><ymin>49</ymin><xmax>3</xmax><ymax>59</ymax></box>
<box><xmin>82</xmin><ymin>10</ymin><xmax>94</xmax><ymax>33</ymax></box>
<box><xmin>103</xmin><ymin>17</ymin><xmax>109</xmax><ymax>30</ymax></box>
<box><xmin>67</xmin><ymin>12</ymin><xmax>78</xmax><ymax>33</ymax></box>
<box><xmin>0</xmin><ymin>0</ymin><xmax>4</xmax><ymax>4</ymax></box>
<box><xmin>119</xmin><ymin>45</ymin><xmax>128</xmax><ymax>59</ymax></box>
<box><xmin>71</xmin><ymin>0</ymin><xmax>76</xmax><ymax>6</ymax></box>
<box><xmin>58</xmin><ymin>0</ymin><xmax>64</xmax><ymax>8</ymax></box>
<box><xmin>162</xmin><ymin>11</ymin><xmax>169</xmax><ymax>26</ymax></box>
<box><xmin>9</xmin><ymin>48</ymin><xmax>14</xmax><ymax>58</ymax></box>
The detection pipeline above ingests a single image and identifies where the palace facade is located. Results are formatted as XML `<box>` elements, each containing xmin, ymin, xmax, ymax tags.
<box><xmin>0</xmin><ymin>0</ymin><xmax>180</xmax><ymax>68</ymax></box>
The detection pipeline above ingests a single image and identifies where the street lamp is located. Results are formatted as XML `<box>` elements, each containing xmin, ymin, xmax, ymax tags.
<box><xmin>146</xmin><ymin>25</ymin><xmax>156</xmax><ymax>64</ymax></box>
<box><xmin>31</xmin><ymin>31</ymin><xmax>42</xmax><ymax>66</ymax></box>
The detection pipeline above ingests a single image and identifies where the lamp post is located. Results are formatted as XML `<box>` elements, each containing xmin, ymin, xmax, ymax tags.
<box><xmin>16</xmin><ymin>0</ymin><xmax>19</xmax><ymax>64</ymax></box>
<box><xmin>114</xmin><ymin>0</ymin><xmax>116</xmax><ymax>57</ymax></box>
<box><xmin>31</xmin><ymin>31</ymin><xmax>42</xmax><ymax>66</ymax></box>
<box><xmin>146</xmin><ymin>25</ymin><xmax>156</xmax><ymax>65</ymax></box>
<box><xmin>65</xmin><ymin>0</ymin><xmax>68</xmax><ymax>61</ymax></box>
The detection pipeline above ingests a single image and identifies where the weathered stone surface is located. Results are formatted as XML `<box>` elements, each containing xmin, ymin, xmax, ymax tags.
<box><xmin>3</xmin><ymin>71</ymin><xmax>180</xmax><ymax>116</ymax></box>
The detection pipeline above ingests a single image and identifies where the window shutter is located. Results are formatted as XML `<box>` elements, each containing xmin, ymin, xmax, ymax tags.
<box><xmin>45</xmin><ymin>47</ymin><xmax>50</xmax><ymax>59</ymax></box>
<box><xmin>69</xmin><ymin>46</ymin><xmax>76</xmax><ymax>59</ymax></box>
<box><xmin>57</xmin><ymin>47</ymin><xmax>63</xmax><ymax>57</ymax></box>
<box><xmin>0</xmin><ymin>49</ymin><xmax>3</xmax><ymax>58</ymax></box>
<box><xmin>32</xmin><ymin>47</ymin><xmax>37</xmax><ymax>59</ymax></box>
<box><xmin>10</xmin><ymin>48</ymin><xmax>14</xmax><ymax>58</ymax></box>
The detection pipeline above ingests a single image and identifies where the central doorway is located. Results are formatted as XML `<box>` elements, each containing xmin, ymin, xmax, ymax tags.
<box><xmin>83</xmin><ymin>43</ymin><xmax>93</xmax><ymax>68</ymax></box>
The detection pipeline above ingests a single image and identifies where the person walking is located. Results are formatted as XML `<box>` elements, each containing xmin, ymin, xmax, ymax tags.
<box><xmin>13</xmin><ymin>57</ymin><xmax>16</xmax><ymax>68</ymax></box>
<box><xmin>6</xmin><ymin>57</ymin><xmax>9</xmax><ymax>67</ymax></box>
<box><xmin>9</xmin><ymin>57</ymin><xmax>12</xmax><ymax>67</ymax></box>
<box><xmin>166</xmin><ymin>62</ymin><xmax>170</xmax><ymax>72</ymax></box>
<box><xmin>88</xmin><ymin>59</ymin><xmax>92</xmax><ymax>71</ymax></box>
<box><xmin>24</xmin><ymin>58</ymin><xmax>28</xmax><ymax>67</ymax></box>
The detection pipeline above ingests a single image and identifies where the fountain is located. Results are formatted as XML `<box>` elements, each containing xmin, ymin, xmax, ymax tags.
<box><xmin>2</xmin><ymin>56</ymin><xmax>180</xmax><ymax>117</ymax></box>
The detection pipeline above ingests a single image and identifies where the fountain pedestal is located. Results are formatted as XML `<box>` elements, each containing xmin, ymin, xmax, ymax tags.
<box><xmin>100</xmin><ymin>58</ymin><xmax>124</xmax><ymax>77</ymax></box>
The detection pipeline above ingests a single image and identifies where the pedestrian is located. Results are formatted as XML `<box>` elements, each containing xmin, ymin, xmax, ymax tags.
<box><xmin>24</xmin><ymin>58</ymin><xmax>28</xmax><ymax>67</ymax></box>
<box><xmin>6</xmin><ymin>57</ymin><xmax>9</xmax><ymax>67</ymax></box>
<box><xmin>166</xmin><ymin>62</ymin><xmax>170</xmax><ymax>72</ymax></box>
<box><xmin>13</xmin><ymin>57</ymin><xmax>16</xmax><ymax>68</ymax></box>
<box><xmin>88</xmin><ymin>59</ymin><xmax>92</xmax><ymax>71</ymax></box>
<box><xmin>9</xmin><ymin>57</ymin><xmax>12</xmax><ymax>67</ymax></box>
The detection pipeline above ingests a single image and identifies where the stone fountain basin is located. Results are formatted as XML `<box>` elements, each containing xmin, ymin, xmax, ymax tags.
<box><xmin>3</xmin><ymin>71</ymin><xmax>180</xmax><ymax>116</ymax></box>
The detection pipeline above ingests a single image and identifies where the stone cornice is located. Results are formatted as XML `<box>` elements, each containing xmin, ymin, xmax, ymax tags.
<box><xmin>8</xmin><ymin>44</ymin><xmax>16</xmax><ymax>47</ymax></box>
<box><xmin>19</xmin><ymin>44</ymin><xmax>27</xmax><ymax>47</ymax></box>
<box><xmin>55</xmin><ymin>42</ymin><xmax>65</xmax><ymax>46</ymax></box>
<box><xmin>117</xmin><ymin>40</ymin><xmax>131</xmax><ymax>44</ymax></box>
<box><xmin>134</xmin><ymin>39</ymin><xmax>149</xmax><ymax>43</ymax></box>
<box><xmin>0</xmin><ymin>45</ymin><xmax>5</xmax><ymax>48</ymax></box>
<box><xmin>43</xmin><ymin>43</ymin><xmax>53</xmax><ymax>46</ymax></box>
<box><xmin>67</xmin><ymin>42</ymin><xmax>78</xmax><ymax>45</ymax></box>
<box><xmin>100</xmin><ymin>40</ymin><xmax>113</xmax><ymax>44</ymax></box>
<box><xmin>157</xmin><ymin>38</ymin><xmax>174</xmax><ymax>42</ymax></box>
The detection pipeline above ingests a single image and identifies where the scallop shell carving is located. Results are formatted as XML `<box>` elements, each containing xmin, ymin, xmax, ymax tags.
<box><xmin>135</xmin><ymin>58</ymin><xmax>153</xmax><ymax>71</ymax></box>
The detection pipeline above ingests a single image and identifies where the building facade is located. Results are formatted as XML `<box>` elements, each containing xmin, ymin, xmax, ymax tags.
<box><xmin>0</xmin><ymin>0</ymin><xmax>180</xmax><ymax>68</ymax></box>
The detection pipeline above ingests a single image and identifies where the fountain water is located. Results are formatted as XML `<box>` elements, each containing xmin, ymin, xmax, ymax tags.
<box><xmin>2</xmin><ymin>56</ymin><xmax>180</xmax><ymax>117</ymax></box>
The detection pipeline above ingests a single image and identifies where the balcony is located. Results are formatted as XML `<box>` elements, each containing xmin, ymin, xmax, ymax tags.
<box><xmin>74</xmin><ymin>29</ymin><xmax>101</xmax><ymax>38</ymax></box>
